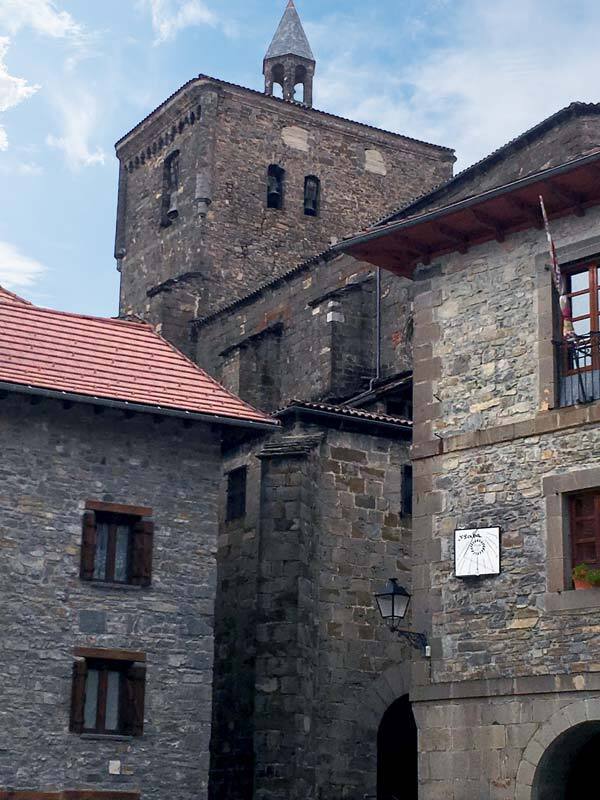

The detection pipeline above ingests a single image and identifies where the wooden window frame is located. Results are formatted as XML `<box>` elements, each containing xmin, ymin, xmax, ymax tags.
<box><xmin>81</xmin><ymin>502</ymin><xmax>154</xmax><ymax>587</ymax></box>
<box><xmin>562</xmin><ymin>261</ymin><xmax>600</xmax><ymax>375</ymax></box>
<box><xmin>226</xmin><ymin>467</ymin><xmax>247</xmax><ymax>522</ymax></box>
<box><xmin>70</xmin><ymin>653</ymin><xmax>146</xmax><ymax>738</ymax></box>
<box><xmin>569</xmin><ymin>489</ymin><xmax>600</xmax><ymax>569</ymax></box>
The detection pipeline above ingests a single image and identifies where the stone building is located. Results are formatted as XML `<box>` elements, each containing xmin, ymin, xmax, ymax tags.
<box><xmin>108</xmin><ymin>0</ymin><xmax>600</xmax><ymax>797</ymax></box>
<box><xmin>113</xmin><ymin>0</ymin><xmax>454</xmax><ymax>355</ymax></box>
<box><xmin>339</xmin><ymin>102</ymin><xmax>600</xmax><ymax>799</ymax></box>
<box><xmin>0</xmin><ymin>287</ymin><xmax>275</xmax><ymax>799</ymax></box>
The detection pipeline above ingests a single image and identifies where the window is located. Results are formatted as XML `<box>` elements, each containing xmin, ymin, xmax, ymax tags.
<box><xmin>70</xmin><ymin>649</ymin><xmax>146</xmax><ymax>737</ymax></box>
<box><xmin>267</xmin><ymin>164</ymin><xmax>285</xmax><ymax>210</ymax></box>
<box><xmin>226</xmin><ymin>467</ymin><xmax>247</xmax><ymax>522</ymax></box>
<box><xmin>570</xmin><ymin>490</ymin><xmax>600</xmax><ymax>569</ymax></box>
<box><xmin>161</xmin><ymin>150</ymin><xmax>180</xmax><ymax>227</ymax></box>
<box><xmin>304</xmin><ymin>175</ymin><xmax>320</xmax><ymax>217</ymax></box>
<box><xmin>81</xmin><ymin>502</ymin><xmax>154</xmax><ymax>586</ymax></box>
<box><xmin>556</xmin><ymin>261</ymin><xmax>600</xmax><ymax>405</ymax></box>
<box><xmin>401</xmin><ymin>464</ymin><xmax>413</xmax><ymax>517</ymax></box>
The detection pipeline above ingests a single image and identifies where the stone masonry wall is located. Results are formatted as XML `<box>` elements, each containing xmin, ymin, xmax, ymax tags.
<box><xmin>0</xmin><ymin>395</ymin><xmax>220</xmax><ymax>800</ymax></box>
<box><xmin>419</xmin><ymin>205</ymin><xmax>600</xmax><ymax>439</ymax></box>
<box><xmin>194</xmin><ymin>253</ymin><xmax>415</xmax><ymax>409</ymax></box>
<box><xmin>116</xmin><ymin>76</ymin><xmax>454</xmax><ymax>335</ymax></box>
<box><xmin>408</xmin><ymin>202</ymin><xmax>600</xmax><ymax>798</ymax></box>
<box><xmin>211</xmin><ymin>421</ymin><xmax>413</xmax><ymax>800</ymax></box>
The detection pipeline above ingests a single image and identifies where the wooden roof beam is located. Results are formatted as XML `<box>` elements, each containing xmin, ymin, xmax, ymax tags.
<box><xmin>470</xmin><ymin>208</ymin><xmax>506</xmax><ymax>242</ymax></box>
<box><xmin>434</xmin><ymin>222</ymin><xmax>469</xmax><ymax>254</ymax></box>
<box><xmin>505</xmin><ymin>196</ymin><xmax>544</xmax><ymax>229</ymax></box>
<box><xmin>397</xmin><ymin>236</ymin><xmax>432</xmax><ymax>266</ymax></box>
<box><xmin>544</xmin><ymin>180</ymin><xmax>585</xmax><ymax>217</ymax></box>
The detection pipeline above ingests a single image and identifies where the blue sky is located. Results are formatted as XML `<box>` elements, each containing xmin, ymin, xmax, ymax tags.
<box><xmin>1</xmin><ymin>0</ymin><xmax>600</xmax><ymax>316</ymax></box>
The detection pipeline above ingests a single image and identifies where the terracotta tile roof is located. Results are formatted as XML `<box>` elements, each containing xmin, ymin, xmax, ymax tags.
<box><xmin>0</xmin><ymin>286</ymin><xmax>31</xmax><ymax>305</ymax></box>
<box><xmin>0</xmin><ymin>293</ymin><xmax>276</xmax><ymax>428</ymax></box>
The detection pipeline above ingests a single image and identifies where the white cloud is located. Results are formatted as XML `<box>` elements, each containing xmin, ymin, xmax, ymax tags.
<box><xmin>313</xmin><ymin>0</ymin><xmax>600</xmax><ymax>170</ymax></box>
<box><xmin>0</xmin><ymin>37</ymin><xmax>39</xmax><ymax>150</ymax></box>
<box><xmin>0</xmin><ymin>0</ymin><xmax>82</xmax><ymax>39</ymax></box>
<box><xmin>46</xmin><ymin>86</ymin><xmax>106</xmax><ymax>168</ymax></box>
<box><xmin>0</xmin><ymin>159</ymin><xmax>43</xmax><ymax>175</ymax></box>
<box><xmin>138</xmin><ymin>0</ymin><xmax>226</xmax><ymax>43</ymax></box>
<box><xmin>0</xmin><ymin>240</ymin><xmax>47</xmax><ymax>290</ymax></box>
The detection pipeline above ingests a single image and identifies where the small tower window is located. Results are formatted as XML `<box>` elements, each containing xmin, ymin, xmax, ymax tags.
<box><xmin>161</xmin><ymin>150</ymin><xmax>180</xmax><ymax>227</ymax></box>
<box><xmin>304</xmin><ymin>175</ymin><xmax>320</xmax><ymax>217</ymax></box>
<box><xmin>267</xmin><ymin>164</ymin><xmax>285</xmax><ymax>210</ymax></box>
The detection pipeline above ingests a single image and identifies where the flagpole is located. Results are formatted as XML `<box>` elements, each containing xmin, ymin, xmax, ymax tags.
<box><xmin>539</xmin><ymin>196</ymin><xmax>575</xmax><ymax>340</ymax></box>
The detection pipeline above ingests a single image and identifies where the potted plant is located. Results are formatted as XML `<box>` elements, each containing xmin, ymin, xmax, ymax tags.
<box><xmin>572</xmin><ymin>563</ymin><xmax>600</xmax><ymax>590</ymax></box>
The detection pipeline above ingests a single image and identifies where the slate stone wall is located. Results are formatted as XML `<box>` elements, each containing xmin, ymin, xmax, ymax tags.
<box><xmin>414</xmin><ymin>205</ymin><xmax>600</xmax><ymax>440</ymax></box>
<box><xmin>0</xmin><ymin>395</ymin><xmax>220</xmax><ymax>800</ymax></box>
<box><xmin>409</xmin><ymin>205</ymin><xmax>600</xmax><ymax>797</ymax></box>
<box><xmin>210</xmin><ymin>423</ymin><xmax>412</xmax><ymax>800</ymax></box>
<box><xmin>194</xmin><ymin>253</ymin><xmax>415</xmax><ymax>410</ymax></box>
<box><xmin>116</xmin><ymin>77</ymin><xmax>453</xmax><ymax>351</ymax></box>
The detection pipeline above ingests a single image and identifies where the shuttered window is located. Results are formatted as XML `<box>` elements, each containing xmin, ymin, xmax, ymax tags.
<box><xmin>81</xmin><ymin>503</ymin><xmax>154</xmax><ymax>586</ymax></box>
<box><xmin>570</xmin><ymin>491</ymin><xmax>600</xmax><ymax>568</ymax></box>
<box><xmin>70</xmin><ymin>655</ymin><xmax>146</xmax><ymax>737</ymax></box>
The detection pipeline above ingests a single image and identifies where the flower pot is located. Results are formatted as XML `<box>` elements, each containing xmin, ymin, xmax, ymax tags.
<box><xmin>574</xmin><ymin>578</ymin><xmax>594</xmax><ymax>590</ymax></box>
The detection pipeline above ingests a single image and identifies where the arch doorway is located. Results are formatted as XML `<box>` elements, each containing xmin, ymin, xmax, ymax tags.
<box><xmin>532</xmin><ymin>721</ymin><xmax>600</xmax><ymax>799</ymax></box>
<box><xmin>377</xmin><ymin>695</ymin><xmax>418</xmax><ymax>800</ymax></box>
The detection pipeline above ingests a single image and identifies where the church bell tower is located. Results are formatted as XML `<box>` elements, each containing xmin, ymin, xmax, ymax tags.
<box><xmin>263</xmin><ymin>0</ymin><xmax>315</xmax><ymax>107</ymax></box>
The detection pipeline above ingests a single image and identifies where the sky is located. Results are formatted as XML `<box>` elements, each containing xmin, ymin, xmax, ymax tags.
<box><xmin>1</xmin><ymin>0</ymin><xmax>600</xmax><ymax>317</ymax></box>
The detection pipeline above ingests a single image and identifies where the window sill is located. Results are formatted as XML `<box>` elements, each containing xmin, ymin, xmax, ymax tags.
<box><xmin>84</xmin><ymin>581</ymin><xmax>146</xmax><ymax>592</ymax></box>
<box><xmin>544</xmin><ymin>589</ymin><xmax>600</xmax><ymax>612</ymax></box>
<box><xmin>80</xmin><ymin>733</ymin><xmax>134</xmax><ymax>742</ymax></box>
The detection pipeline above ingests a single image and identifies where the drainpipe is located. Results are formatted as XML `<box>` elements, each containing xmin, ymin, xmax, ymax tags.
<box><xmin>370</xmin><ymin>268</ymin><xmax>382</xmax><ymax>391</ymax></box>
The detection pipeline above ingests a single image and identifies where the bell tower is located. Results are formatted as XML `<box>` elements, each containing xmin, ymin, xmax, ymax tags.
<box><xmin>263</xmin><ymin>0</ymin><xmax>315</xmax><ymax>107</ymax></box>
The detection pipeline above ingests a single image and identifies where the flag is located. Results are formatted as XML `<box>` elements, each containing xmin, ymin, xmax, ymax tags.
<box><xmin>539</xmin><ymin>196</ymin><xmax>575</xmax><ymax>339</ymax></box>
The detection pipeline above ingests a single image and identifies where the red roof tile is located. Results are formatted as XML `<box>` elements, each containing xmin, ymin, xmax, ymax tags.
<box><xmin>0</xmin><ymin>295</ymin><xmax>276</xmax><ymax>427</ymax></box>
<box><xmin>0</xmin><ymin>286</ymin><xmax>31</xmax><ymax>305</ymax></box>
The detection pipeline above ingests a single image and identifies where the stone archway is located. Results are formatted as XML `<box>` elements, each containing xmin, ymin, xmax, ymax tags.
<box><xmin>515</xmin><ymin>697</ymin><xmax>600</xmax><ymax>799</ymax></box>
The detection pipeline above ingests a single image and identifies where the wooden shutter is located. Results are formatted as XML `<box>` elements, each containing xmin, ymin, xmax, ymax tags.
<box><xmin>80</xmin><ymin>510</ymin><xmax>97</xmax><ymax>581</ymax></box>
<box><xmin>69</xmin><ymin>659</ymin><xmax>87</xmax><ymax>733</ymax></box>
<box><xmin>570</xmin><ymin>492</ymin><xmax>600</xmax><ymax>567</ymax></box>
<box><xmin>131</xmin><ymin>519</ymin><xmax>154</xmax><ymax>587</ymax></box>
<box><xmin>123</xmin><ymin>664</ymin><xmax>146</xmax><ymax>736</ymax></box>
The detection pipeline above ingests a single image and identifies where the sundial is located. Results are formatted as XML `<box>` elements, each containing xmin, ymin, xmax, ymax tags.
<box><xmin>454</xmin><ymin>527</ymin><xmax>501</xmax><ymax>577</ymax></box>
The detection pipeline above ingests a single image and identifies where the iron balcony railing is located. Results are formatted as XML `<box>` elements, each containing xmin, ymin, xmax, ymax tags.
<box><xmin>555</xmin><ymin>332</ymin><xmax>600</xmax><ymax>407</ymax></box>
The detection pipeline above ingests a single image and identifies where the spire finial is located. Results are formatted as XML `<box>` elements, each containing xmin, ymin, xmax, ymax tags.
<box><xmin>263</xmin><ymin>1</ymin><xmax>316</xmax><ymax>106</ymax></box>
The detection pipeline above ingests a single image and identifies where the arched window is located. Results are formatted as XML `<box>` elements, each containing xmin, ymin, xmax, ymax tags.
<box><xmin>161</xmin><ymin>150</ymin><xmax>180</xmax><ymax>227</ymax></box>
<box><xmin>304</xmin><ymin>175</ymin><xmax>320</xmax><ymax>217</ymax></box>
<box><xmin>294</xmin><ymin>65</ymin><xmax>307</xmax><ymax>104</ymax></box>
<box><xmin>271</xmin><ymin>63</ymin><xmax>285</xmax><ymax>99</ymax></box>
<box><xmin>267</xmin><ymin>164</ymin><xmax>285</xmax><ymax>210</ymax></box>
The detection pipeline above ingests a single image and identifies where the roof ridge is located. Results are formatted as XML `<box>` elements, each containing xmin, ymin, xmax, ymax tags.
<box><xmin>1</xmin><ymin>300</ymin><xmax>154</xmax><ymax>329</ymax></box>
<box><xmin>0</xmin><ymin>285</ymin><xmax>31</xmax><ymax>305</ymax></box>
<box><xmin>370</xmin><ymin>100</ymin><xmax>600</xmax><ymax>227</ymax></box>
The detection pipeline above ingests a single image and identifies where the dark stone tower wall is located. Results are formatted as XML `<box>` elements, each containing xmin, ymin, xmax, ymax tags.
<box><xmin>115</xmin><ymin>78</ymin><xmax>454</xmax><ymax>350</ymax></box>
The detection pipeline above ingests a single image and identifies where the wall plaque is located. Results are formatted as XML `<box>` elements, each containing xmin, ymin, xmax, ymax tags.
<box><xmin>454</xmin><ymin>527</ymin><xmax>501</xmax><ymax>577</ymax></box>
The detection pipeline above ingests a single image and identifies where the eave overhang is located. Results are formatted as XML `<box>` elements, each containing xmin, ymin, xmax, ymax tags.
<box><xmin>333</xmin><ymin>150</ymin><xmax>600</xmax><ymax>276</ymax></box>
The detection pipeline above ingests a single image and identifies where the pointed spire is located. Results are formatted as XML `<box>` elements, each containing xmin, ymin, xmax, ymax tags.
<box><xmin>265</xmin><ymin>0</ymin><xmax>314</xmax><ymax>62</ymax></box>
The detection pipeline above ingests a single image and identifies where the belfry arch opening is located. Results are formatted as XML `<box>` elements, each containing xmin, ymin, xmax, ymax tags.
<box><xmin>377</xmin><ymin>695</ymin><xmax>418</xmax><ymax>800</ymax></box>
<box><xmin>532</xmin><ymin>721</ymin><xmax>600</xmax><ymax>799</ymax></box>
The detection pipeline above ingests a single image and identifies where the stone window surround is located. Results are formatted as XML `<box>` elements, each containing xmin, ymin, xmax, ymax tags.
<box><xmin>543</xmin><ymin>465</ymin><xmax>600</xmax><ymax>611</ymax></box>
<box><xmin>536</xmin><ymin>232</ymin><xmax>600</xmax><ymax>412</ymax></box>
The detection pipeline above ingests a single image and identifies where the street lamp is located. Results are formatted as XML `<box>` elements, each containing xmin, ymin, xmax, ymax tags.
<box><xmin>374</xmin><ymin>578</ymin><xmax>429</xmax><ymax>654</ymax></box>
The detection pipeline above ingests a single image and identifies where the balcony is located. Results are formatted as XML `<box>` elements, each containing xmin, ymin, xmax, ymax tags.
<box><xmin>556</xmin><ymin>333</ymin><xmax>600</xmax><ymax>407</ymax></box>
